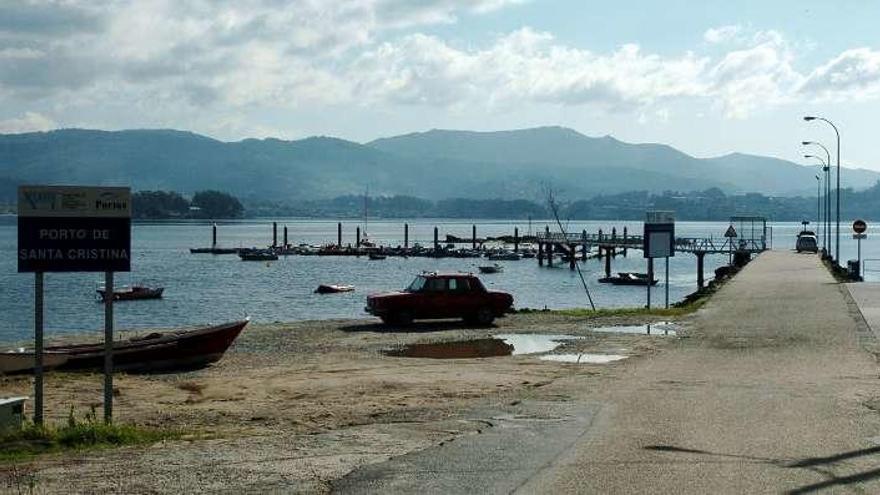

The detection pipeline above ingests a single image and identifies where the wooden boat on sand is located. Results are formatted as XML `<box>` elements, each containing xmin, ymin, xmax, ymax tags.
<box><xmin>0</xmin><ymin>351</ymin><xmax>69</xmax><ymax>374</ymax></box>
<box><xmin>1</xmin><ymin>320</ymin><xmax>249</xmax><ymax>374</ymax></box>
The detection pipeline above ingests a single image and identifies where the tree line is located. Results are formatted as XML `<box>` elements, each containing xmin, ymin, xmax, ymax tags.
<box><xmin>133</xmin><ymin>190</ymin><xmax>243</xmax><ymax>219</ymax></box>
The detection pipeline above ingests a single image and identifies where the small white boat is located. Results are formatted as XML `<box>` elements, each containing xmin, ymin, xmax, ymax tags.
<box><xmin>0</xmin><ymin>350</ymin><xmax>69</xmax><ymax>374</ymax></box>
<box><xmin>478</xmin><ymin>264</ymin><xmax>503</xmax><ymax>274</ymax></box>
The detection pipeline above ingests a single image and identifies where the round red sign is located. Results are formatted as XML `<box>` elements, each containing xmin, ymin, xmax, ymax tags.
<box><xmin>853</xmin><ymin>219</ymin><xmax>868</xmax><ymax>234</ymax></box>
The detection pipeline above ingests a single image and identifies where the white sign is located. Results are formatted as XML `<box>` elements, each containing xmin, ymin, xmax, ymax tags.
<box><xmin>647</xmin><ymin>231</ymin><xmax>672</xmax><ymax>258</ymax></box>
<box><xmin>18</xmin><ymin>186</ymin><xmax>131</xmax><ymax>218</ymax></box>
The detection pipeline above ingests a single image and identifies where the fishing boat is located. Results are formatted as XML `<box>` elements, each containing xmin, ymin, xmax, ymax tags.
<box><xmin>97</xmin><ymin>285</ymin><xmax>164</xmax><ymax>302</ymax></box>
<box><xmin>598</xmin><ymin>272</ymin><xmax>658</xmax><ymax>286</ymax></box>
<box><xmin>478</xmin><ymin>264</ymin><xmax>503</xmax><ymax>274</ymax></box>
<box><xmin>238</xmin><ymin>249</ymin><xmax>278</xmax><ymax>261</ymax></box>
<box><xmin>0</xmin><ymin>350</ymin><xmax>69</xmax><ymax>374</ymax></box>
<box><xmin>368</xmin><ymin>253</ymin><xmax>387</xmax><ymax>260</ymax></box>
<box><xmin>43</xmin><ymin>319</ymin><xmax>250</xmax><ymax>373</ymax></box>
<box><xmin>315</xmin><ymin>284</ymin><xmax>355</xmax><ymax>294</ymax></box>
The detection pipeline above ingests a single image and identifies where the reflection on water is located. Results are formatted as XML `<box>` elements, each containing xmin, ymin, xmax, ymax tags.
<box><xmin>589</xmin><ymin>322</ymin><xmax>677</xmax><ymax>335</ymax></box>
<box><xmin>494</xmin><ymin>333</ymin><xmax>582</xmax><ymax>354</ymax></box>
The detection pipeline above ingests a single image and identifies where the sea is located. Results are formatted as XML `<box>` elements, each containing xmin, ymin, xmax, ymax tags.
<box><xmin>0</xmin><ymin>216</ymin><xmax>871</xmax><ymax>343</ymax></box>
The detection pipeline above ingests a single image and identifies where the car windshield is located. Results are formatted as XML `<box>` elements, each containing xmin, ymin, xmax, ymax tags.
<box><xmin>406</xmin><ymin>276</ymin><xmax>427</xmax><ymax>292</ymax></box>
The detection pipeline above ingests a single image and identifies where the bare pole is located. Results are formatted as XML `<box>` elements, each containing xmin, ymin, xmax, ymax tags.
<box><xmin>546</xmin><ymin>188</ymin><xmax>596</xmax><ymax>310</ymax></box>
<box><xmin>104</xmin><ymin>271</ymin><xmax>114</xmax><ymax>423</ymax></box>
<box><xmin>34</xmin><ymin>272</ymin><xmax>44</xmax><ymax>425</ymax></box>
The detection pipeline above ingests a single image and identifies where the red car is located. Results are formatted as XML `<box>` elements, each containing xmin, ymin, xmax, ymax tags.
<box><xmin>366</xmin><ymin>272</ymin><xmax>514</xmax><ymax>326</ymax></box>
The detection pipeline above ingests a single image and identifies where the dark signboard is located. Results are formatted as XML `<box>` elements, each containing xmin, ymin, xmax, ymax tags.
<box><xmin>18</xmin><ymin>186</ymin><xmax>131</xmax><ymax>272</ymax></box>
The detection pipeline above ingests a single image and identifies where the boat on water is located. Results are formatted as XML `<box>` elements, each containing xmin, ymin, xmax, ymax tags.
<box><xmin>97</xmin><ymin>285</ymin><xmax>164</xmax><ymax>302</ymax></box>
<box><xmin>239</xmin><ymin>249</ymin><xmax>278</xmax><ymax>261</ymax></box>
<box><xmin>39</xmin><ymin>319</ymin><xmax>249</xmax><ymax>373</ymax></box>
<box><xmin>315</xmin><ymin>284</ymin><xmax>355</xmax><ymax>294</ymax></box>
<box><xmin>479</xmin><ymin>264</ymin><xmax>504</xmax><ymax>274</ymax></box>
<box><xmin>0</xmin><ymin>350</ymin><xmax>69</xmax><ymax>374</ymax></box>
<box><xmin>368</xmin><ymin>253</ymin><xmax>387</xmax><ymax>260</ymax></box>
<box><xmin>598</xmin><ymin>272</ymin><xmax>658</xmax><ymax>286</ymax></box>
<box><xmin>488</xmin><ymin>252</ymin><xmax>520</xmax><ymax>261</ymax></box>
<box><xmin>189</xmin><ymin>247</ymin><xmax>240</xmax><ymax>254</ymax></box>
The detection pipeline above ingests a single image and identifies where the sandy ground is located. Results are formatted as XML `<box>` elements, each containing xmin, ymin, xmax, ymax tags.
<box><xmin>0</xmin><ymin>312</ymin><xmax>677</xmax><ymax>493</ymax></box>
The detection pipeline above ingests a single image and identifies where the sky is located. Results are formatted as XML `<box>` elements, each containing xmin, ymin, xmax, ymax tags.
<box><xmin>2</xmin><ymin>0</ymin><xmax>880</xmax><ymax>171</ymax></box>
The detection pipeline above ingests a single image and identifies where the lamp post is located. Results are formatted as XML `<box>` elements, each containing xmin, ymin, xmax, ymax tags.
<box><xmin>805</xmin><ymin>154</ymin><xmax>827</xmax><ymax>252</ymax></box>
<box><xmin>804</xmin><ymin>116</ymin><xmax>840</xmax><ymax>264</ymax></box>
<box><xmin>815</xmin><ymin>175</ymin><xmax>821</xmax><ymax>249</ymax></box>
<box><xmin>802</xmin><ymin>141</ymin><xmax>832</xmax><ymax>257</ymax></box>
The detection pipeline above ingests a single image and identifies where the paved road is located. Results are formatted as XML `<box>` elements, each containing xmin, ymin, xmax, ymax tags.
<box><xmin>336</xmin><ymin>251</ymin><xmax>880</xmax><ymax>494</ymax></box>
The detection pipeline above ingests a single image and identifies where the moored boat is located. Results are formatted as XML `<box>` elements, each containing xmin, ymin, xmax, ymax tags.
<box><xmin>97</xmin><ymin>285</ymin><xmax>164</xmax><ymax>302</ymax></box>
<box><xmin>239</xmin><ymin>249</ymin><xmax>278</xmax><ymax>261</ymax></box>
<box><xmin>315</xmin><ymin>284</ymin><xmax>355</xmax><ymax>294</ymax></box>
<box><xmin>368</xmin><ymin>253</ymin><xmax>387</xmax><ymax>260</ymax></box>
<box><xmin>598</xmin><ymin>272</ymin><xmax>658</xmax><ymax>286</ymax></box>
<box><xmin>478</xmin><ymin>263</ymin><xmax>503</xmax><ymax>274</ymax></box>
<box><xmin>43</xmin><ymin>319</ymin><xmax>250</xmax><ymax>373</ymax></box>
<box><xmin>488</xmin><ymin>252</ymin><xmax>520</xmax><ymax>261</ymax></box>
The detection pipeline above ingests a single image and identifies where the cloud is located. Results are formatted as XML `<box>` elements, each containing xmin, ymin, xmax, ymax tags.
<box><xmin>0</xmin><ymin>112</ymin><xmax>56</xmax><ymax>133</ymax></box>
<box><xmin>704</xmin><ymin>25</ymin><xmax>741</xmax><ymax>44</ymax></box>
<box><xmin>799</xmin><ymin>47</ymin><xmax>880</xmax><ymax>101</ymax></box>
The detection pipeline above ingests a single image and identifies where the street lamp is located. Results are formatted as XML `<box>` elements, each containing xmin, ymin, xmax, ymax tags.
<box><xmin>805</xmin><ymin>154</ymin><xmax>827</xmax><ymax>252</ymax></box>
<box><xmin>804</xmin><ymin>116</ymin><xmax>841</xmax><ymax>264</ymax></box>
<box><xmin>802</xmin><ymin>141</ymin><xmax>832</xmax><ymax>257</ymax></box>
<box><xmin>815</xmin><ymin>175</ymin><xmax>821</xmax><ymax>252</ymax></box>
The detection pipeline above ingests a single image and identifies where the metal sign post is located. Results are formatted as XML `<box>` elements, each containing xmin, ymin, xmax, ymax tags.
<box><xmin>644</xmin><ymin>211</ymin><xmax>675</xmax><ymax>310</ymax></box>
<box><xmin>853</xmin><ymin>219</ymin><xmax>868</xmax><ymax>280</ymax></box>
<box><xmin>724</xmin><ymin>225</ymin><xmax>738</xmax><ymax>265</ymax></box>
<box><xmin>18</xmin><ymin>185</ymin><xmax>131</xmax><ymax>424</ymax></box>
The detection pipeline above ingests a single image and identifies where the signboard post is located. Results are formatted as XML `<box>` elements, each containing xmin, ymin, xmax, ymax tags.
<box><xmin>724</xmin><ymin>225</ymin><xmax>738</xmax><ymax>265</ymax></box>
<box><xmin>18</xmin><ymin>185</ymin><xmax>131</xmax><ymax>424</ymax></box>
<box><xmin>644</xmin><ymin>211</ymin><xmax>675</xmax><ymax>309</ymax></box>
<box><xmin>853</xmin><ymin>220</ymin><xmax>868</xmax><ymax>279</ymax></box>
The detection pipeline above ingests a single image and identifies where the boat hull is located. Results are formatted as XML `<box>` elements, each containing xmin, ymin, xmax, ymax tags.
<box><xmin>47</xmin><ymin>320</ymin><xmax>249</xmax><ymax>373</ymax></box>
<box><xmin>0</xmin><ymin>352</ymin><xmax>69</xmax><ymax>374</ymax></box>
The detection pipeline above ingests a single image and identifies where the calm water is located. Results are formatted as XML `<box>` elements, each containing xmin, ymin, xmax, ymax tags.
<box><xmin>0</xmin><ymin>216</ymin><xmax>868</xmax><ymax>343</ymax></box>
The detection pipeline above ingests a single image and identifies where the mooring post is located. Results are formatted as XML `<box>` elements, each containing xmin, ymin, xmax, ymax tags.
<box><xmin>514</xmin><ymin>227</ymin><xmax>519</xmax><ymax>252</ymax></box>
<box><xmin>472</xmin><ymin>224</ymin><xmax>477</xmax><ymax>250</ymax></box>
<box><xmin>356</xmin><ymin>226</ymin><xmax>361</xmax><ymax>249</ymax></box>
<box><xmin>697</xmin><ymin>252</ymin><xmax>705</xmax><ymax>289</ymax></box>
<box><xmin>582</xmin><ymin>230</ymin><xmax>588</xmax><ymax>259</ymax></box>
<box><xmin>538</xmin><ymin>242</ymin><xmax>544</xmax><ymax>266</ymax></box>
<box><xmin>612</xmin><ymin>227</ymin><xmax>617</xmax><ymax>241</ymax></box>
<box><xmin>605</xmin><ymin>248</ymin><xmax>612</xmax><ymax>278</ymax></box>
<box><xmin>272</xmin><ymin>222</ymin><xmax>277</xmax><ymax>248</ymax></box>
<box><xmin>623</xmin><ymin>226</ymin><xmax>628</xmax><ymax>257</ymax></box>
<box><xmin>337</xmin><ymin>222</ymin><xmax>342</xmax><ymax>247</ymax></box>
<box><xmin>404</xmin><ymin>223</ymin><xmax>409</xmax><ymax>250</ymax></box>
<box><xmin>212</xmin><ymin>222</ymin><xmax>217</xmax><ymax>249</ymax></box>
<box><xmin>434</xmin><ymin>226</ymin><xmax>439</xmax><ymax>254</ymax></box>
<box><xmin>598</xmin><ymin>228</ymin><xmax>603</xmax><ymax>242</ymax></box>
<box><xmin>283</xmin><ymin>225</ymin><xmax>288</xmax><ymax>248</ymax></box>
<box><xmin>569</xmin><ymin>244</ymin><xmax>576</xmax><ymax>270</ymax></box>
<box><xmin>547</xmin><ymin>242</ymin><xmax>554</xmax><ymax>267</ymax></box>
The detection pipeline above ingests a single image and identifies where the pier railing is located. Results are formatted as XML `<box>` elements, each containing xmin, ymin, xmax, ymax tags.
<box><xmin>536</xmin><ymin>232</ymin><xmax>766</xmax><ymax>255</ymax></box>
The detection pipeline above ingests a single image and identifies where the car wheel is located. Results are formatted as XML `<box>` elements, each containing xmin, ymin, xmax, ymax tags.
<box><xmin>395</xmin><ymin>310</ymin><xmax>414</xmax><ymax>326</ymax></box>
<box><xmin>475</xmin><ymin>307</ymin><xmax>495</xmax><ymax>326</ymax></box>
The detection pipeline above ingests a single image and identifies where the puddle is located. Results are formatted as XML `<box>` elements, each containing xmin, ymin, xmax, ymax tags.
<box><xmin>493</xmin><ymin>334</ymin><xmax>582</xmax><ymax>355</ymax></box>
<box><xmin>540</xmin><ymin>354</ymin><xmax>628</xmax><ymax>364</ymax></box>
<box><xmin>384</xmin><ymin>338</ymin><xmax>513</xmax><ymax>359</ymax></box>
<box><xmin>588</xmin><ymin>322</ymin><xmax>677</xmax><ymax>336</ymax></box>
<box><xmin>384</xmin><ymin>333</ymin><xmax>581</xmax><ymax>359</ymax></box>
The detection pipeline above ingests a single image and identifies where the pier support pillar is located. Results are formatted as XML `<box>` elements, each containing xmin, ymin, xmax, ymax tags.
<box><xmin>623</xmin><ymin>226</ymin><xmax>628</xmax><ymax>257</ymax></box>
<box><xmin>538</xmin><ymin>242</ymin><xmax>544</xmax><ymax>266</ymax></box>
<box><xmin>272</xmin><ymin>222</ymin><xmax>278</xmax><ymax>248</ymax></box>
<box><xmin>547</xmin><ymin>243</ymin><xmax>554</xmax><ymax>267</ymax></box>
<box><xmin>569</xmin><ymin>245</ymin><xmax>576</xmax><ymax>270</ymax></box>
<box><xmin>514</xmin><ymin>227</ymin><xmax>519</xmax><ymax>252</ymax></box>
<box><xmin>472</xmin><ymin>224</ymin><xmax>477</xmax><ymax>250</ymax></box>
<box><xmin>404</xmin><ymin>223</ymin><xmax>409</xmax><ymax>250</ymax></box>
<box><xmin>697</xmin><ymin>252</ymin><xmax>706</xmax><ymax>289</ymax></box>
<box><xmin>212</xmin><ymin>222</ymin><xmax>217</xmax><ymax>249</ymax></box>
<box><xmin>605</xmin><ymin>247</ymin><xmax>612</xmax><ymax>278</ymax></box>
<box><xmin>434</xmin><ymin>226</ymin><xmax>439</xmax><ymax>254</ymax></box>
<box><xmin>283</xmin><ymin>226</ymin><xmax>288</xmax><ymax>248</ymax></box>
<box><xmin>356</xmin><ymin>226</ymin><xmax>361</xmax><ymax>249</ymax></box>
<box><xmin>337</xmin><ymin>222</ymin><xmax>342</xmax><ymax>247</ymax></box>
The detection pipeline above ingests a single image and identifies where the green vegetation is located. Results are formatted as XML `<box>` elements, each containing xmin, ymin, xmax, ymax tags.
<box><xmin>133</xmin><ymin>189</ymin><xmax>243</xmax><ymax>219</ymax></box>
<box><xmin>0</xmin><ymin>407</ymin><xmax>178</xmax><ymax>462</ymax></box>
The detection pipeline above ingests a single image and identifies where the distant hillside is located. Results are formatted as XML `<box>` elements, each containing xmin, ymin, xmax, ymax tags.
<box><xmin>0</xmin><ymin>126</ymin><xmax>876</xmax><ymax>202</ymax></box>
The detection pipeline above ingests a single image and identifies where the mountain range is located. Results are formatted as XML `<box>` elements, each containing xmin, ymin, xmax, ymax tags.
<box><xmin>0</xmin><ymin>126</ymin><xmax>876</xmax><ymax>203</ymax></box>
